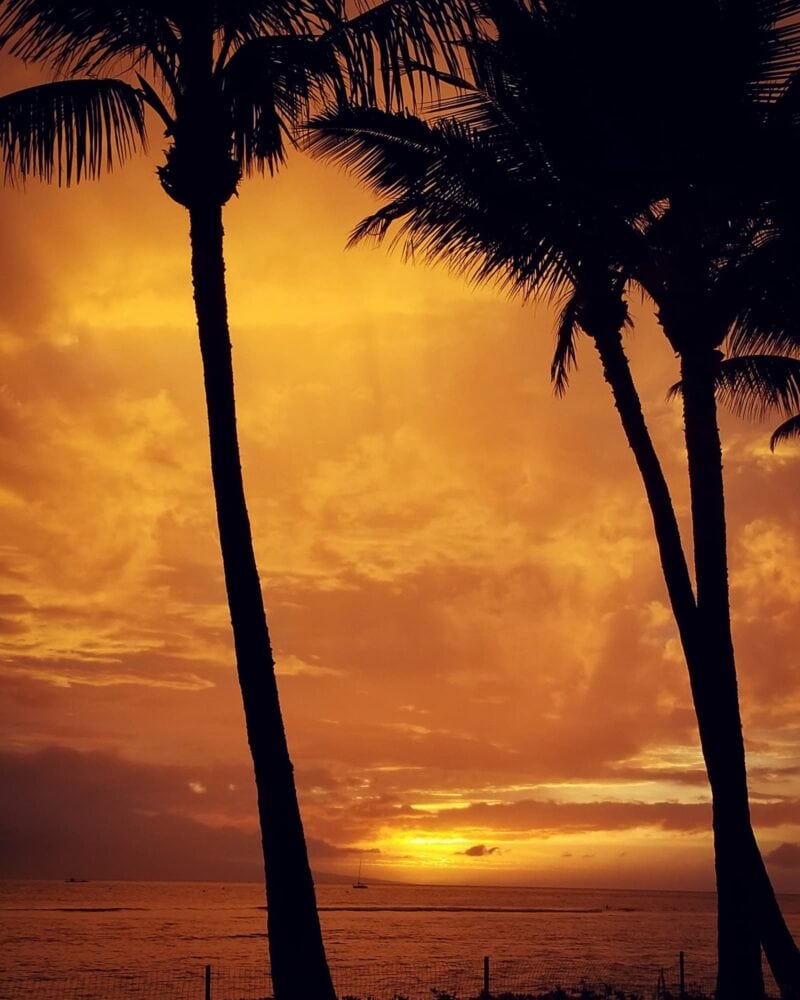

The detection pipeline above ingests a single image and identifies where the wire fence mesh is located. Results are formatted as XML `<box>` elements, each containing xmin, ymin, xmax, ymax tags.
<box><xmin>0</xmin><ymin>954</ymin><xmax>739</xmax><ymax>1000</ymax></box>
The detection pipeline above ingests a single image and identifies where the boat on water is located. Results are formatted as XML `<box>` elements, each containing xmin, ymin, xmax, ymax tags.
<box><xmin>352</xmin><ymin>859</ymin><xmax>368</xmax><ymax>889</ymax></box>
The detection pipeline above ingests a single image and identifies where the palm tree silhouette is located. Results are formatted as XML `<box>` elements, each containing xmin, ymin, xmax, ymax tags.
<box><xmin>635</xmin><ymin>22</ymin><xmax>800</xmax><ymax>994</ymax></box>
<box><xmin>0</xmin><ymin>3</ymin><xmax>477</xmax><ymax>998</ymax></box>
<box><xmin>308</xmin><ymin>1</ymin><xmax>800</xmax><ymax>995</ymax></box>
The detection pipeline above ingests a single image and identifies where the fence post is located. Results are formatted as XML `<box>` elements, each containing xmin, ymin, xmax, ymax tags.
<box><xmin>483</xmin><ymin>955</ymin><xmax>490</xmax><ymax>997</ymax></box>
<box><xmin>205</xmin><ymin>964</ymin><xmax>212</xmax><ymax>1000</ymax></box>
<box><xmin>679</xmin><ymin>951</ymin><xmax>686</xmax><ymax>1000</ymax></box>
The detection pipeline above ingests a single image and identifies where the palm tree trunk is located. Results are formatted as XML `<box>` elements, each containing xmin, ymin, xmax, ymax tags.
<box><xmin>680</xmin><ymin>346</ymin><xmax>764</xmax><ymax>1000</ymax></box>
<box><xmin>590</xmin><ymin>325</ymin><xmax>697</xmax><ymax>640</ymax></box>
<box><xmin>751</xmin><ymin>831</ymin><xmax>800</xmax><ymax>998</ymax></box>
<box><xmin>591</xmin><ymin>323</ymin><xmax>799</xmax><ymax>996</ymax></box>
<box><xmin>188</xmin><ymin>199</ymin><xmax>337</xmax><ymax>1000</ymax></box>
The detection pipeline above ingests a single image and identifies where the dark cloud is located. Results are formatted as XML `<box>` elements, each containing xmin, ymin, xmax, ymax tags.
<box><xmin>458</xmin><ymin>844</ymin><xmax>500</xmax><ymax>857</ymax></box>
<box><xmin>765</xmin><ymin>843</ymin><xmax>800</xmax><ymax>870</ymax></box>
<box><xmin>382</xmin><ymin>797</ymin><xmax>800</xmax><ymax>836</ymax></box>
<box><xmin>304</xmin><ymin>838</ymin><xmax>379</xmax><ymax>859</ymax></box>
<box><xmin>0</xmin><ymin>746</ymin><xmax>356</xmax><ymax>880</ymax></box>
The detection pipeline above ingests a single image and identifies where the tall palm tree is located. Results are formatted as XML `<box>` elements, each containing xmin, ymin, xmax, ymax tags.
<box><xmin>0</xmin><ymin>3</ymin><xmax>477</xmax><ymax>998</ymax></box>
<box><xmin>632</xmin><ymin>17</ymin><xmax>800</xmax><ymax>991</ymax></box>
<box><xmin>307</xmin><ymin>1</ymin><xmax>800</xmax><ymax>995</ymax></box>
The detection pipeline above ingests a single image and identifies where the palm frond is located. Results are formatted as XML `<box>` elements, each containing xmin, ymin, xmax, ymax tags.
<box><xmin>686</xmin><ymin>354</ymin><xmax>800</xmax><ymax>421</ymax></box>
<box><xmin>728</xmin><ymin>310</ymin><xmax>800</xmax><ymax>358</ymax></box>
<box><xmin>224</xmin><ymin>31</ymin><xmax>342</xmax><ymax>173</ymax></box>
<box><xmin>771</xmin><ymin>412</ymin><xmax>800</xmax><ymax>449</ymax></box>
<box><xmin>723</xmin><ymin>226</ymin><xmax>800</xmax><ymax>357</ymax></box>
<box><xmin>551</xmin><ymin>291</ymin><xmax>582</xmax><ymax>397</ymax></box>
<box><xmin>323</xmin><ymin>0</ymin><xmax>480</xmax><ymax>111</ymax></box>
<box><xmin>748</xmin><ymin>0</ymin><xmax>800</xmax><ymax>89</ymax></box>
<box><xmin>135</xmin><ymin>71</ymin><xmax>174</xmax><ymax>131</ymax></box>
<box><xmin>346</xmin><ymin>197</ymin><xmax>412</xmax><ymax>247</ymax></box>
<box><xmin>306</xmin><ymin>105</ymin><xmax>436</xmax><ymax>196</ymax></box>
<box><xmin>309</xmin><ymin>102</ymin><xmax>578</xmax><ymax>298</ymax></box>
<box><xmin>0</xmin><ymin>2</ymin><xmax>180</xmax><ymax>79</ymax></box>
<box><xmin>0</xmin><ymin>78</ymin><xmax>146</xmax><ymax>184</ymax></box>
<box><xmin>211</xmin><ymin>1</ymin><xmax>337</xmax><ymax>45</ymax></box>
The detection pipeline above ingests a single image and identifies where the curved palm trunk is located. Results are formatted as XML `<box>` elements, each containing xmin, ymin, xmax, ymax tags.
<box><xmin>679</xmin><ymin>346</ymin><xmax>764</xmax><ymax>999</ymax></box>
<box><xmin>590</xmin><ymin>325</ymin><xmax>697</xmax><ymax>640</ymax></box>
<box><xmin>680</xmin><ymin>346</ymin><xmax>800</xmax><ymax>999</ymax></box>
<box><xmin>590</xmin><ymin>323</ymin><xmax>798</xmax><ymax>996</ymax></box>
<box><xmin>752</xmin><ymin>835</ymin><xmax>800</xmax><ymax>998</ymax></box>
<box><xmin>188</xmin><ymin>200</ymin><xmax>336</xmax><ymax>1000</ymax></box>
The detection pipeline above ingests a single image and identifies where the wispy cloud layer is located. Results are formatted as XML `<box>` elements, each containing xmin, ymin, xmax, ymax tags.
<box><xmin>0</xmin><ymin>113</ymin><xmax>798</xmax><ymax>888</ymax></box>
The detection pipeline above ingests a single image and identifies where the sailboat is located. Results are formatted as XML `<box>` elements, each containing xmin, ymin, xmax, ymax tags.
<box><xmin>352</xmin><ymin>858</ymin><xmax>368</xmax><ymax>889</ymax></box>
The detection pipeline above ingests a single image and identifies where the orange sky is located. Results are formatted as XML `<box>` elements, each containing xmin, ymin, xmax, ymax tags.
<box><xmin>1</xmin><ymin>60</ymin><xmax>799</xmax><ymax>891</ymax></box>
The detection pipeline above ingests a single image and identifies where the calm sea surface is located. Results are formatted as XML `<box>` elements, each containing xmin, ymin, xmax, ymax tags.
<box><xmin>2</xmin><ymin>880</ymin><xmax>799</xmax><ymax>998</ymax></box>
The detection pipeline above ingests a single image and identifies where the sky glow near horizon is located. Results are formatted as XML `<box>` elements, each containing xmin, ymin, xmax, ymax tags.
<box><xmin>1</xmin><ymin>63</ymin><xmax>800</xmax><ymax>891</ymax></box>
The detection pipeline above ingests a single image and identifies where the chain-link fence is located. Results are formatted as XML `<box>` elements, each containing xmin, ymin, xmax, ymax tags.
<box><xmin>0</xmin><ymin>954</ymin><xmax>741</xmax><ymax>1000</ymax></box>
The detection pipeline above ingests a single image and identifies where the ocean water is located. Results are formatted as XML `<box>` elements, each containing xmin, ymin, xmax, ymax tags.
<box><xmin>2</xmin><ymin>880</ymin><xmax>799</xmax><ymax>998</ymax></box>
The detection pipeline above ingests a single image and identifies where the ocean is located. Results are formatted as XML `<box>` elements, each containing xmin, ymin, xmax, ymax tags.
<box><xmin>2</xmin><ymin>880</ymin><xmax>799</xmax><ymax>999</ymax></box>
